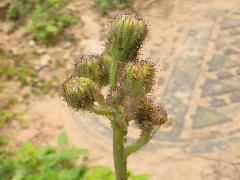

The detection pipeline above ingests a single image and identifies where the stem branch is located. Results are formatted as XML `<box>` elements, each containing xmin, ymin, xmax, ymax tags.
<box><xmin>90</xmin><ymin>105</ymin><xmax>114</xmax><ymax>117</ymax></box>
<box><xmin>110</xmin><ymin>59</ymin><xmax>119</xmax><ymax>88</ymax></box>
<box><xmin>125</xmin><ymin>125</ymin><xmax>160</xmax><ymax>157</ymax></box>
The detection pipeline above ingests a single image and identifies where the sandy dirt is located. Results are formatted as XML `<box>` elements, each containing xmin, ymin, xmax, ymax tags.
<box><xmin>1</xmin><ymin>0</ymin><xmax>240</xmax><ymax>179</ymax></box>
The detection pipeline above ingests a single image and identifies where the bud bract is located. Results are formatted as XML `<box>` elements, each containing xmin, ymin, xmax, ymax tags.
<box><xmin>106</xmin><ymin>15</ymin><xmax>148</xmax><ymax>61</ymax></box>
<box><xmin>122</xmin><ymin>62</ymin><xmax>155</xmax><ymax>96</ymax></box>
<box><xmin>73</xmin><ymin>56</ymin><xmax>102</xmax><ymax>84</ymax></box>
<box><xmin>136</xmin><ymin>99</ymin><xmax>168</xmax><ymax>129</ymax></box>
<box><xmin>63</xmin><ymin>77</ymin><xmax>98</xmax><ymax>109</ymax></box>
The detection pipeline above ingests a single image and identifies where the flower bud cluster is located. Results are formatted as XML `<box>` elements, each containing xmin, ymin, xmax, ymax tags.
<box><xmin>63</xmin><ymin>12</ymin><xmax>167</xmax><ymax>129</ymax></box>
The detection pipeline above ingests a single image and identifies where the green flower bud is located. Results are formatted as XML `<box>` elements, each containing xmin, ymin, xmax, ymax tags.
<box><xmin>106</xmin><ymin>15</ymin><xmax>148</xmax><ymax>61</ymax></box>
<box><xmin>122</xmin><ymin>61</ymin><xmax>155</xmax><ymax>96</ymax></box>
<box><xmin>100</xmin><ymin>54</ymin><xmax>113</xmax><ymax>84</ymax></box>
<box><xmin>73</xmin><ymin>55</ymin><xmax>115</xmax><ymax>86</ymax></box>
<box><xmin>63</xmin><ymin>77</ymin><xmax>98</xmax><ymax>110</ymax></box>
<box><xmin>136</xmin><ymin>99</ymin><xmax>168</xmax><ymax>129</ymax></box>
<box><xmin>73</xmin><ymin>56</ymin><xmax>103</xmax><ymax>84</ymax></box>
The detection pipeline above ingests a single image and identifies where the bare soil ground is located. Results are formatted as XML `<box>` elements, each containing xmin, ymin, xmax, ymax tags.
<box><xmin>1</xmin><ymin>0</ymin><xmax>240</xmax><ymax>179</ymax></box>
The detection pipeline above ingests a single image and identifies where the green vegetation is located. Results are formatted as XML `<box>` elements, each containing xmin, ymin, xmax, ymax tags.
<box><xmin>6</xmin><ymin>0</ymin><xmax>35</xmax><ymax>20</ymax></box>
<box><xmin>0</xmin><ymin>48</ymin><xmax>59</xmax><ymax>127</ymax></box>
<box><xmin>0</xmin><ymin>50</ymin><xmax>31</xmax><ymax>127</ymax></box>
<box><xmin>0</xmin><ymin>49</ymin><xmax>38</xmax><ymax>87</ymax></box>
<box><xmin>63</xmin><ymin>13</ymin><xmax>167</xmax><ymax>180</ymax></box>
<box><xmin>0</xmin><ymin>132</ymin><xmax>88</xmax><ymax>180</ymax></box>
<box><xmin>86</xmin><ymin>166</ymin><xmax>149</xmax><ymax>180</ymax></box>
<box><xmin>6</xmin><ymin>0</ymin><xmax>132</xmax><ymax>42</ymax></box>
<box><xmin>0</xmin><ymin>96</ymin><xmax>20</xmax><ymax>128</ymax></box>
<box><xmin>27</xmin><ymin>1</ymin><xmax>77</xmax><ymax>42</ymax></box>
<box><xmin>0</xmin><ymin>48</ymin><xmax>58</xmax><ymax>94</ymax></box>
<box><xmin>6</xmin><ymin>0</ymin><xmax>77</xmax><ymax>43</ymax></box>
<box><xmin>0</xmin><ymin>49</ymin><xmax>23</xmax><ymax>127</ymax></box>
<box><xmin>95</xmin><ymin>0</ymin><xmax>132</xmax><ymax>14</ymax></box>
<box><xmin>0</xmin><ymin>133</ymin><xmax>148</xmax><ymax>180</ymax></box>
<box><xmin>0</xmin><ymin>136</ymin><xmax>8</xmax><ymax>152</ymax></box>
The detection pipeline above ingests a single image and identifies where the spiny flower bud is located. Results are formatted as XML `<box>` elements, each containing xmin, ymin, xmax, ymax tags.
<box><xmin>73</xmin><ymin>56</ymin><xmax>103</xmax><ymax>84</ymax></box>
<box><xmin>63</xmin><ymin>77</ymin><xmax>98</xmax><ymax>110</ymax></box>
<box><xmin>122</xmin><ymin>61</ymin><xmax>155</xmax><ymax>96</ymax></box>
<box><xmin>121</xmin><ymin>96</ymin><xmax>139</xmax><ymax>121</ymax></box>
<box><xmin>106</xmin><ymin>87</ymin><xmax>124</xmax><ymax>106</ymax></box>
<box><xmin>106</xmin><ymin>14</ymin><xmax>148</xmax><ymax>61</ymax></box>
<box><xmin>136</xmin><ymin>99</ymin><xmax>168</xmax><ymax>130</ymax></box>
<box><xmin>100</xmin><ymin>54</ymin><xmax>113</xmax><ymax>84</ymax></box>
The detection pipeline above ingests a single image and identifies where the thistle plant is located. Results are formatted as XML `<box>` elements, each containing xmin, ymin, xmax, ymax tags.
<box><xmin>63</xmin><ymin>12</ymin><xmax>168</xmax><ymax>180</ymax></box>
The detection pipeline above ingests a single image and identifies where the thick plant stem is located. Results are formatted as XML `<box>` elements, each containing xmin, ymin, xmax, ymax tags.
<box><xmin>112</xmin><ymin>122</ymin><xmax>127</xmax><ymax>180</ymax></box>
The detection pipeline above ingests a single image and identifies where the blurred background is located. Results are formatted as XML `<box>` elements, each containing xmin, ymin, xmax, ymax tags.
<box><xmin>0</xmin><ymin>0</ymin><xmax>240</xmax><ymax>179</ymax></box>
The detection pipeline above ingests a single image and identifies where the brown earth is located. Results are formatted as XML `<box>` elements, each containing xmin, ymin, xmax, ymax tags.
<box><xmin>1</xmin><ymin>0</ymin><xmax>240</xmax><ymax>179</ymax></box>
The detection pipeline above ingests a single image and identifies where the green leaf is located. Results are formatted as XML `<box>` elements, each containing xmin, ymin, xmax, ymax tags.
<box><xmin>46</xmin><ymin>25</ymin><xmax>59</xmax><ymax>33</ymax></box>
<box><xmin>20</xmin><ymin>142</ymin><xmax>35</xmax><ymax>154</ymax></box>
<box><xmin>0</xmin><ymin>135</ymin><xmax>8</xmax><ymax>148</ymax></box>
<box><xmin>58</xmin><ymin>165</ymin><xmax>87</xmax><ymax>180</ymax></box>
<box><xmin>36</xmin><ymin>146</ymin><xmax>56</xmax><ymax>159</ymax></box>
<box><xmin>58</xmin><ymin>132</ymin><xmax>68</xmax><ymax>146</ymax></box>
<box><xmin>12</xmin><ymin>168</ymin><xmax>28</xmax><ymax>180</ymax></box>
<box><xmin>128</xmin><ymin>171</ymin><xmax>150</xmax><ymax>180</ymax></box>
<box><xmin>85</xmin><ymin>166</ymin><xmax>115</xmax><ymax>180</ymax></box>
<box><xmin>40</xmin><ymin>155</ymin><xmax>58</xmax><ymax>169</ymax></box>
<box><xmin>74</xmin><ymin>148</ymin><xmax>88</xmax><ymax>157</ymax></box>
<box><xmin>59</xmin><ymin>148</ymin><xmax>81</xmax><ymax>161</ymax></box>
<box><xmin>36</xmin><ymin>31</ymin><xmax>49</xmax><ymax>41</ymax></box>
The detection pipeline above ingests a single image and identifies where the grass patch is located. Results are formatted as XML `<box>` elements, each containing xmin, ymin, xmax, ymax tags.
<box><xmin>95</xmin><ymin>0</ymin><xmax>132</xmax><ymax>14</ymax></box>
<box><xmin>6</xmin><ymin>0</ymin><xmax>78</xmax><ymax>43</ymax></box>
<box><xmin>0</xmin><ymin>49</ymin><xmax>38</xmax><ymax>87</ymax></box>
<box><xmin>0</xmin><ymin>48</ymin><xmax>58</xmax><ymax>93</ymax></box>
<box><xmin>0</xmin><ymin>96</ymin><xmax>20</xmax><ymax>128</ymax></box>
<box><xmin>0</xmin><ymin>132</ymin><xmax>88</xmax><ymax>180</ymax></box>
<box><xmin>0</xmin><ymin>48</ymin><xmax>59</xmax><ymax>127</ymax></box>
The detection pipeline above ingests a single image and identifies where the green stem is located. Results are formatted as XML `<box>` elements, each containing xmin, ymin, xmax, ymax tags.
<box><xmin>125</xmin><ymin>131</ymin><xmax>151</xmax><ymax>157</ymax></box>
<box><xmin>110</xmin><ymin>59</ymin><xmax>119</xmax><ymax>87</ymax></box>
<box><xmin>125</xmin><ymin>125</ymin><xmax>160</xmax><ymax>157</ymax></box>
<box><xmin>112</xmin><ymin>121</ymin><xmax>127</xmax><ymax>180</ymax></box>
<box><xmin>96</xmin><ymin>94</ymin><xmax>106</xmax><ymax>107</ymax></box>
<box><xmin>90</xmin><ymin>105</ymin><xmax>114</xmax><ymax>117</ymax></box>
<box><xmin>108</xmin><ymin>43</ymin><xmax>127</xmax><ymax>180</ymax></box>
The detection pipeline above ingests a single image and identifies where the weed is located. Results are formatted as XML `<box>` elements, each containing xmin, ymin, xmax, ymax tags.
<box><xmin>6</xmin><ymin>0</ymin><xmax>34</xmax><ymax>20</ymax></box>
<box><xmin>0</xmin><ymin>48</ymin><xmax>59</xmax><ymax>93</ymax></box>
<box><xmin>63</xmin><ymin>13</ymin><xmax>167</xmax><ymax>180</ymax></box>
<box><xmin>0</xmin><ymin>48</ymin><xmax>59</xmax><ymax>127</ymax></box>
<box><xmin>95</xmin><ymin>0</ymin><xmax>132</xmax><ymax>14</ymax></box>
<box><xmin>39</xmin><ymin>75</ymin><xmax>59</xmax><ymax>95</ymax></box>
<box><xmin>0</xmin><ymin>132</ymin><xmax>88</xmax><ymax>180</ymax></box>
<box><xmin>0</xmin><ymin>96</ymin><xmax>20</xmax><ymax>128</ymax></box>
<box><xmin>0</xmin><ymin>49</ymin><xmax>38</xmax><ymax>87</ymax></box>
<box><xmin>27</xmin><ymin>1</ymin><xmax>77</xmax><ymax>43</ymax></box>
<box><xmin>0</xmin><ymin>133</ymin><xmax>148</xmax><ymax>180</ymax></box>
<box><xmin>6</xmin><ymin>0</ymin><xmax>77</xmax><ymax>43</ymax></box>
